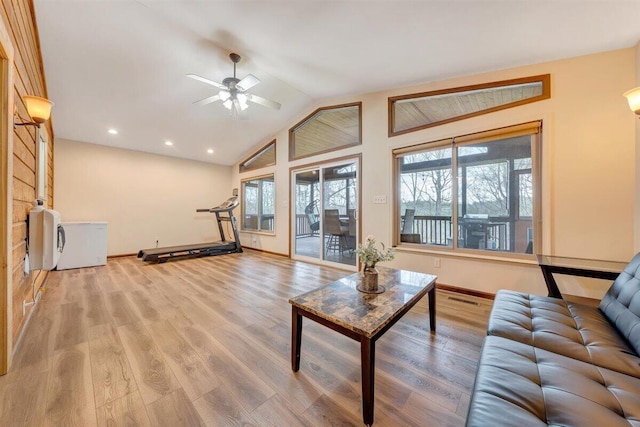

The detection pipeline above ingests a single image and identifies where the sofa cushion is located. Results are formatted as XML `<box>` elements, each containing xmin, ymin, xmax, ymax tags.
<box><xmin>466</xmin><ymin>336</ymin><xmax>640</xmax><ymax>427</ymax></box>
<box><xmin>599</xmin><ymin>252</ymin><xmax>640</xmax><ymax>355</ymax></box>
<box><xmin>487</xmin><ymin>290</ymin><xmax>640</xmax><ymax>377</ymax></box>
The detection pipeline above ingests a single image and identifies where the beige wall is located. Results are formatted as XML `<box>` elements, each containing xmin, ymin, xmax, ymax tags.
<box><xmin>233</xmin><ymin>47</ymin><xmax>637</xmax><ymax>299</ymax></box>
<box><xmin>55</xmin><ymin>139</ymin><xmax>232</xmax><ymax>256</ymax></box>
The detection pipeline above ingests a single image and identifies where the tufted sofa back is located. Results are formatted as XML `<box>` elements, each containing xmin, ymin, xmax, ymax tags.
<box><xmin>599</xmin><ymin>252</ymin><xmax>640</xmax><ymax>355</ymax></box>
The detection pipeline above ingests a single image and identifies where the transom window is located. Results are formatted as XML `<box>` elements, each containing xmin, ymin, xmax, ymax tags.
<box><xmin>389</xmin><ymin>75</ymin><xmax>550</xmax><ymax>136</ymax></box>
<box><xmin>239</xmin><ymin>139</ymin><xmax>276</xmax><ymax>173</ymax></box>
<box><xmin>241</xmin><ymin>175</ymin><xmax>275</xmax><ymax>233</ymax></box>
<box><xmin>394</xmin><ymin>122</ymin><xmax>541</xmax><ymax>255</ymax></box>
<box><xmin>289</xmin><ymin>102</ymin><xmax>361</xmax><ymax>160</ymax></box>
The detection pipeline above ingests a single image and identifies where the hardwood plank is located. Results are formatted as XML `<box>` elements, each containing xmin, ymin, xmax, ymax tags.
<box><xmin>302</xmin><ymin>394</ymin><xmax>362</xmax><ymax>427</ymax></box>
<box><xmin>54</xmin><ymin>301</ymin><xmax>87</xmax><ymax>351</ymax></box>
<box><xmin>3</xmin><ymin>253</ymin><xmax>491</xmax><ymax>426</ymax></box>
<box><xmin>118</xmin><ymin>321</ymin><xmax>179</xmax><ymax>404</ymax></box>
<box><xmin>205</xmin><ymin>323</ymin><xmax>323</xmax><ymax>414</ymax></box>
<box><xmin>146</xmin><ymin>319</ymin><xmax>219</xmax><ymax>401</ymax></box>
<box><xmin>401</xmin><ymin>390</ymin><xmax>466</xmax><ymax>427</ymax></box>
<box><xmin>170</xmin><ymin>320</ymin><xmax>275</xmax><ymax>412</ymax></box>
<box><xmin>0</xmin><ymin>368</ymin><xmax>48</xmax><ymax>426</ymax></box>
<box><xmin>193</xmin><ymin>384</ymin><xmax>259</xmax><ymax>427</ymax></box>
<box><xmin>10</xmin><ymin>301</ymin><xmax>58</xmax><ymax>371</ymax></box>
<box><xmin>97</xmin><ymin>391</ymin><xmax>151</xmax><ymax>427</ymax></box>
<box><xmin>127</xmin><ymin>289</ymin><xmax>162</xmax><ymax>323</ymax></box>
<box><xmin>84</xmin><ymin>292</ymin><xmax>111</xmax><ymax>327</ymax></box>
<box><xmin>456</xmin><ymin>392</ymin><xmax>471</xmax><ymax>418</ymax></box>
<box><xmin>146</xmin><ymin>388</ymin><xmax>205</xmax><ymax>427</ymax></box>
<box><xmin>89</xmin><ymin>323</ymin><xmax>137</xmax><ymax>407</ymax></box>
<box><xmin>250</xmin><ymin>394</ymin><xmax>312</xmax><ymax>427</ymax></box>
<box><xmin>106</xmin><ymin>291</ymin><xmax>140</xmax><ymax>327</ymax></box>
<box><xmin>45</xmin><ymin>342</ymin><xmax>97</xmax><ymax>427</ymax></box>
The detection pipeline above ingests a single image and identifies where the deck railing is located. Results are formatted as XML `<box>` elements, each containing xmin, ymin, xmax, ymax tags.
<box><xmin>403</xmin><ymin>215</ymin><xmax>512</xmax><ymax>251</ymax></box>
<box><xmin>293</xmin><ymin>213</ymin><xmax>513</xmax><ymax>251</ymax></box>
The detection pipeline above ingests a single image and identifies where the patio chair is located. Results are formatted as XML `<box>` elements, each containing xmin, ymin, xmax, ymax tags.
<box><xmin>324</xmin><ymin>209</ymin><xmax>348</xmax><ymax>255</ymax></box>
<box><xmin>304</xmin><ymin>200</ymin><xmax>320</xmax><ymax>236</ymax></box>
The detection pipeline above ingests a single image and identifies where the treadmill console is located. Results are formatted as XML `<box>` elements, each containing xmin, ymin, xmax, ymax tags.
<box><xmin>218</xmin><ymin>196</ymin><xmax>238</xmax><ymax>209</ymax></box>
<box><xmin>197</xmin><ymin>196</ymin><xmax>239</xmax><ymax>213</ymax></box>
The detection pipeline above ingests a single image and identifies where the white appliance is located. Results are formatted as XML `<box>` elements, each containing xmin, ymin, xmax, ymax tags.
<box><xmin>29</xmin><ymin>207</ymin><xmax>64</xmax><ymax>270</ymax></box>
<box><xmin>56</xmin><ymin>222</ymin><xmax>108</xmax><ymax>270</ymax></box>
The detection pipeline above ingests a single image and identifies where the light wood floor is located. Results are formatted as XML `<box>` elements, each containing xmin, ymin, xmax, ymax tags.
<box><xmin>0</xmin><ymin>250</ymin><xmax>492</xmax><ymax>426</ymax></box>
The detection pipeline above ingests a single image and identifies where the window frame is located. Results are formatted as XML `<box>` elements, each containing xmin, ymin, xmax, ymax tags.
<box><xmin>238</xmin><ymin>139</ymin><xmax>276</xmax><ymax>173</ymax></box>
<box><xmin>289</xmin><ymin>102</ymin><xmax>362</xmax><ymax>161</ymax></box>
<box><xmin>393</xmin><ymin>122</ymin><xmax>542</xmax><ymax>259</ymax></box>
<box><xmin>388</xmin><ymin>75</ymin><xmax>550</xmax><ymax>137</ymax></box>
<box><xmin>240</xmin><ymin>173</ymin><xmax>276</xmax><ymax>235</ymax></box>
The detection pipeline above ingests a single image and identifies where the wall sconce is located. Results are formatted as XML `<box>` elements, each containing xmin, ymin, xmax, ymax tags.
<box><xmin>14</xmin><ymin>95</ymin><xmax>54</xmax><ymax>127</ymax></box>
<box><xmin>623</xmin><ymin>87</ymin><xmax>640</xmax><ymax>117</ymax></box>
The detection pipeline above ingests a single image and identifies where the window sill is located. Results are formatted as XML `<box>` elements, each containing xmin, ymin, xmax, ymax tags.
<box><xmin>394</xmin><ymin>244</ymin><xmax>538</xmax><ymax>266</ymax></box>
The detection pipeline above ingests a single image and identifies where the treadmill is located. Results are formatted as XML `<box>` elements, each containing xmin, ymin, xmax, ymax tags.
<box><xmin>137</xmin><ymin>196</ymin><xmax>243</xmax><ymax>263</ymax></box>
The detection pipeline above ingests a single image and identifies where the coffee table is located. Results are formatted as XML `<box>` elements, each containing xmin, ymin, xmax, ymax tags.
<box><xmin>289</xmin><ymin>267</ymin><xmax>437</xmax><ymax>426</ymax></box>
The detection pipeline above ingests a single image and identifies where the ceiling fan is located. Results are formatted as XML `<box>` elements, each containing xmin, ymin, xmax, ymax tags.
<box><xmin>187</xmin><ymin>53</ymin><xmax>281</xmax><ymax>114</ymax></box>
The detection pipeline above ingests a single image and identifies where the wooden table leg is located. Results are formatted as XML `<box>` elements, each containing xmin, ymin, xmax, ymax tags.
<box><xmin>291</xmin><ymin>307</ymin><xmax>302</xmax><ymax>372</ymax></box>
<box><xmin>428</xmin><ymin>286</ymin><xmax>436</xmax><ymax>332</ymax></box>
<box><xmin>361</xmin><ymin>336</ymin><xmax>375</xmax><ymax>427</ymax></box>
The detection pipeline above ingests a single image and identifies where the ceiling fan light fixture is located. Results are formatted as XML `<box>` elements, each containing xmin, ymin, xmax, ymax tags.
<box><xmin>237</xmin><ymin>93</ymin><xmax>249</xmax><ymax>110</ymax></box>
<box><xmin>188</xmin><ymin>52</ymin><xmax>280</xmax><ymax>113</ymax></box>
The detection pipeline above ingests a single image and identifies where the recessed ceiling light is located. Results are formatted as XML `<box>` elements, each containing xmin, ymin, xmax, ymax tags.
<box><xmin>107</xmin><ymin>129</ymin><xmax>118</xmax><ymax>135</ymax></box>
<box><xmin>165</xmin><ymin>140</ymin><xmax>173</xmax><ymax>146</ymax></box>
<box><xmin>207</xmin><ymin>149</ymin><xmax>214</xmax><ymax>154</ymax></box>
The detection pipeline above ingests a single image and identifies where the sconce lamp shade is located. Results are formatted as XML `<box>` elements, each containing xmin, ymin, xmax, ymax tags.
<box><xmin>623</xmin><ymin>87</ymin><xmax>640</xmax><ymax>115</ymax></box>
<box><xmin>23</xmin><ymin>95</ymin><xmax>54</xmax><ymax>123</ymax></box>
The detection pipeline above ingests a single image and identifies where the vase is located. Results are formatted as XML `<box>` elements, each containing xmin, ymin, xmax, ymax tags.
<box><xmin>361</xmin><ymin>265</ymin><xmax>379</xmax><ymax>292</ymax></box>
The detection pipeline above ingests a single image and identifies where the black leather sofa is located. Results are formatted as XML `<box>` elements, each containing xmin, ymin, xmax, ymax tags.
<box><xmin>466</xmin><ymin>253</ymin><xmax>640</xmax><ymax>426</ymax></box>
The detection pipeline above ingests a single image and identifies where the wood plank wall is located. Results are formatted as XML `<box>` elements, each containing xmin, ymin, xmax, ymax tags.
<box><xmin>1</xmin><ymin>0</ymin><xmax>54</xmax><ymax>349</ymax></box>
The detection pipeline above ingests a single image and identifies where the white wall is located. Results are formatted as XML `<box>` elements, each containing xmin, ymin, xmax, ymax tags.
<box><xmin>233</xmin><ymin>47</ymin><xmax>637</xmax><ymax>299</ymax></box>
<box><xmin>55</xmin><ymin>139</ymin><xmax>232</xmax><ymax>255</ymax></box>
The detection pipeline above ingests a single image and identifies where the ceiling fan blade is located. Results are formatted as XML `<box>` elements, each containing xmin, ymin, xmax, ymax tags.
<box><xmin>186</xmin><ymin>74</ymin><xmax>227</xmax><ymax>90</ymax></box>
<box><xmin>237</xmin><ymin>74</ymin><xmax>260</xmax><ymax>91</ymax></box>
<box><xmin>193</xmin><ymin>94</ymin><xmax>221</xmax><ymax>106</ymax></box>
<box><xmin>248</xmin><ymin>93</ymin><xmax>281</xmax><ymax>110</ymax></box>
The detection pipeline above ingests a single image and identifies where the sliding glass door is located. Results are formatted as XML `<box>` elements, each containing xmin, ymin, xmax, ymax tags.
<box><xmin>292</xmin><ymin>158</ymin><xmax>359</xmax><ymax>269</ymax></box>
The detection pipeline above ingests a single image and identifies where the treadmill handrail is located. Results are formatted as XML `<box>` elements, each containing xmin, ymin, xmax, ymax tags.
<box><xmin>196</xmin><ymin>196</ymin><xmax>239</xmax><ymax>213</ymax></box>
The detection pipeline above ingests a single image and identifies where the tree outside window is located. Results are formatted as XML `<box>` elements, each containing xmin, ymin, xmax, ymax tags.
<box><xmin>241</xmin><ymin>175</ymin><xmax>275</xmax><ymax>232</ymax></box>
<box><xmin>395</xmin><ymin>124</ymin><xmax>540</xmax><ymax>255</ymax></box>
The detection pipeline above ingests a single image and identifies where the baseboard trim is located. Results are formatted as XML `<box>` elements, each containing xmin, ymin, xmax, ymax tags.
<box><xmin>436</xmin><ymin>283</ymin><xmax>495</xmax><ymax>300</ymax></box>
<box><xmin>242</xmin><ymin>247</ymin><xmax>289</xmax><ymax>258</ymax></box>
<box><xmin>107</xmin><ymin>253</ymin><xmax>137</xmax><ymax>259</ymax></box>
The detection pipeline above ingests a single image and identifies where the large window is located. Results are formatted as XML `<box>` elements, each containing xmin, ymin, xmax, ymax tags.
<box><xmin>394</xmin><ymin>122</ymin><xmax>540</xmax><ymax>255</ymax></box>
<box><xmin>241</xmin><ymin>175</ymin><xmax>275</xmax><ymax>233</ymax></box>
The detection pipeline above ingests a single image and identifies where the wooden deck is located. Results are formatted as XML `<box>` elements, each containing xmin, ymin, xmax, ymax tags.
<box><xmin>294</xmin><ymin>235</ymin><xmax>357</xmax><ymax>266</ymax></box>
<box><xmin>0</xmin><ymin>250</ymin><xmax>492</xmax><ymax>426</ymax></box>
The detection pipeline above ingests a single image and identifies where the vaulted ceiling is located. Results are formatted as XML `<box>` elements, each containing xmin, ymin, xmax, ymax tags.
<box><xmin>34</xmin><ymin>1</ymin><xmax>640</xmax><ymax>166</ymax></box>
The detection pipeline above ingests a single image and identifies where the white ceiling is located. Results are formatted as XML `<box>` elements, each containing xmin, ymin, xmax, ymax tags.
<box><xmin>34</xmin><ymin>0</ymin><xmax>640</xmax><ymax>166</ymax></box>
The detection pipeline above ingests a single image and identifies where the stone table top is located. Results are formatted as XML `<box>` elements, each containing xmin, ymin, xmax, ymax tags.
<box><xmin>289</xmin><ymin>267</ymin><xmax>437</xmax><ymax>338</ymax></box>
